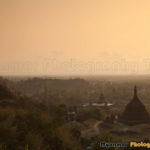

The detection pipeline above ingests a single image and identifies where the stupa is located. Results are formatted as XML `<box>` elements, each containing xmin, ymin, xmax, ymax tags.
<box><xmin>119</xmin><ymin>86</ymin><xmax>150</xmax><ymax>125</ymax></box>
<box><xmin>99</xmin><ymin>93</ymin><xmax>106</xmax><ymax>104</ymax></box>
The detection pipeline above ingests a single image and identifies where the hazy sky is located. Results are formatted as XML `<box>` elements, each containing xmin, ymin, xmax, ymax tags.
<box><xmin>1</xmin><ymin>0</ymin><xmax>150</xmax><ymax>75</ymax></box>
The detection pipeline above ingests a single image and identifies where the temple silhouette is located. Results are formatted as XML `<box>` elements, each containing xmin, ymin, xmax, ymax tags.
<box><xmin>99</xmin><ymin>93</ymin><xmax>106</xmax><ymax>103</ymax></box>
<box><xmin>119</xmin><ymin>86</ymin><xmax>150</xmax><ymax>125</ymax></box>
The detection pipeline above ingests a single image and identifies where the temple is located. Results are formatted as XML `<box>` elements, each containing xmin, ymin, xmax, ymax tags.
<box><xmin>99</xmin><ymin>93</ymin><xmax>106</xmax><ymax>104</ymax></box>
<box><xmin>119</xmin><ymin>86</ymin><xmax>150</xmax><ymax>125</ymax></box>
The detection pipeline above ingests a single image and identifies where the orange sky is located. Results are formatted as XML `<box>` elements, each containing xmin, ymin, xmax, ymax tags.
<box><xmin>1</xmin><ymin>0</ymin><xmax>150</xmax><ymax>75</ymax></box>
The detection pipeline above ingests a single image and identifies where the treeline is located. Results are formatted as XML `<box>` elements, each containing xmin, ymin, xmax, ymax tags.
<box><xmin>0</xmin><ymin>77</ymin><xmax>91</xmax><ymax>106</ymax></box>
<box><xmin>7</xmin><ymin>78</ymin><xmax>90</xmax><ymax>92</ymax></box>
<box><xmin>0</xmin><ymin>83</ymin><xmax>84</xmax><ymax>150</ymax></box>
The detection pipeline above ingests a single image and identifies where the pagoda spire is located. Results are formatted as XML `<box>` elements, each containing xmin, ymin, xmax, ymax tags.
<box><xmin>133</xmin><ymin>85</ymin><xmax>139</xmax><ymax>100</ymax></box>
<box><xmin>134</xmin><ymin>86</ymin><xmax>137</xmax><ymax>96</ymax></box>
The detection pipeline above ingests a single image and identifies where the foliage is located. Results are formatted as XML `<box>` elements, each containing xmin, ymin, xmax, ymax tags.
<box><xmin>0</xmin><ymin>91</ymin><xmax>82</xmax><ymax>150</ymax></box>
<box><xmin>0</xmin><ymin>84</ymin><xmax>15</xmax><ymax>100</ymax></box>
<box><xmin>77</xmin><ymin>107</ymin><xmax>105</xmax><ymax>122</ymax></box>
